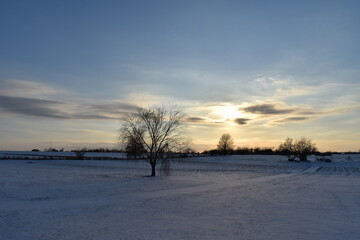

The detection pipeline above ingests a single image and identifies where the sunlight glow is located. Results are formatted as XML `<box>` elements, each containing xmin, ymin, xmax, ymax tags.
<box><xmin>211</xmin><ymin>104</ymin><xmax>246</xmax><ymax>121</ymax></box>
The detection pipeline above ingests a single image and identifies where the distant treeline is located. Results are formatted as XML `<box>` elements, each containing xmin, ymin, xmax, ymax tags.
<box><xmin>36</xmin><ymin>147</ymin><xmax>358</xmax><ymax>155</ymax></box>
<box><xmin>70</xmin><ymin>148</ymin><xmax>125</xmax><ymax>153</ymax></box>
<box><xmin>37</xmin><ymin>148</ymin><xmax>125</xmax><ymax>153</ymax></box>
<box><xmin>203</xmin><ymin>147</ymin><xmax>276</xmax><ymax>155</ymax></box>
<box><xmin>202</xmin><ymin>147</ymin><xmax>359</xmax><ymax>156</ymax></box>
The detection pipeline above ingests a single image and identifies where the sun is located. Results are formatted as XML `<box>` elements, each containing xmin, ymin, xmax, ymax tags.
<box><xmin>212</xmin><ymin>104</ymin><xmax>244</xmax><ymax>121</ymax></box>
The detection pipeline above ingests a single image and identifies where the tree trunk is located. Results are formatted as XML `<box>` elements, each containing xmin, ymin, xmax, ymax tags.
<box><xmin>300</xmin><ymin>154</ymin><xmax>307</xmax><ymax>161</ymax></box>
<box><xmin>151</xmin><ymin>163</ymin><xmax>156</xmax><ymax>176</ymax></box>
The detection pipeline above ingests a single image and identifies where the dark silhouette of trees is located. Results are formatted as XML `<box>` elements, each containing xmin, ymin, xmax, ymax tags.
<box><xmin>278</xmin><ymin>137</ymin><xmax>296</xmax><ymax>161</ymax></box>
<box><xmin>119</xmin><ymin>105</ymin><xmax>188</xmax><ymax>176</ymax></box>
<box><xmin>124</xmin><ymin>129</ymin><xmax>146</xmax><ymax>159</ymax></box>
<box><xmin>72</xmin><ymin>148</ymin><xmax>124</xmax><ymax>152</ymax></box>
<box><xmin>203</xmin><ymin>145</ymin><xmax>276</xmax><ymax>156</ymax></box>
<box><xmin>217</xmin><ymin>133</ymin><xmax>235</xmax><ymax>155</ymax></box>
<box><xmin>278</xmin><ymin>137</ymin><xmax>317</xmax><ymax>161</ymax></box>
<box><xmin>294</xmin><ymin>137</ymin><xmax>318</xmax><ymax>161</ymax></box>
<box><xmin>74</xmin><ymin>149</ymin><xmax>86</xmax><ymax>160</ymax></box>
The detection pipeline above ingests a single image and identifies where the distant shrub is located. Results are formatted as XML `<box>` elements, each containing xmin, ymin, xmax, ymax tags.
<box><xmin>278</xmin><ymin>137</ymin><xmax>317</xmax><ymax>161</ymax></box>
<box><xmin>74</xmin><ymin>149</ymin><xmax>86</xmax><ymax>160</ymax></box>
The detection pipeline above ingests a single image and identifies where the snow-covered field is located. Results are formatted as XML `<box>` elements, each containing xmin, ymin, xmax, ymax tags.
<box><xmin>0</xmin><ymin>151</ymin><xmax>127</xmax><ymax>159</ymax></box>
<box><xmin>1</xmin><ymin>154</ymin><xmax>360</xmax><ymax>240</ymax></box>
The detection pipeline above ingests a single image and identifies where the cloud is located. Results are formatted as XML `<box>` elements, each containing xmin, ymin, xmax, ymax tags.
<box><xmin>297</xmin><ymin>107</ymin><xmax>352</xmax><ymax>116</ymax></box>
<box><xmin>234</xmin><ymin>118</ymin><xmax>250</xmax><ymax>125</ymax></box>
<box><xmin>0</xmin><ymin>95</ymin><xmax>70</xmax><ymax>119</ymax></box>
<box><xmin>186</xmin><ymin>117</ymin><xmax>207</xmax><ymax>122</ymax></box>
<box><xmin>242</xmin><ymin>103</ymin><xmax>295</xmax><ymax>115</ymax></box>
<box><xmin>298</xmin><ymin>111</ymin><xmax>318</xmax><ymax>115</ymax></box>
<box><xmin>122</xmin><ymin>66</ymin><xmax>261</xmax><ymax>103</ymax></box>
<box><xmin>0</xmin><ymin>95</ymin><xmax>137</xmax><ymax>120</ymax></box>
<box><xmin>85</xmin><ymin>103</ymin><xmax>138</xmax><ymax>116</ymax></box>
<box><xmin>275</xmin><ymin>117</ymin><xmax>310</xmax><ymax>123</ymax></box>
<box><xmin>0</xmin><ymin>79</ymin><xmax>65</xmax><ymax>98</ymax></box>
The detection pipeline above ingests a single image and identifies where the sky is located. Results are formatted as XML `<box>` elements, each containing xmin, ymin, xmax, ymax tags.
<box><xmin>0</xmin><ymin>0</ymin><xmax>359</xmax><ymax>152</ymax></box>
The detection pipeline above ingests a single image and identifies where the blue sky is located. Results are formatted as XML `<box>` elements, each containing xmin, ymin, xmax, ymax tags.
<box><xmin>0</xmin><ymin>0</ymin><xmax>359</xmax><ymax>151</ymax></box>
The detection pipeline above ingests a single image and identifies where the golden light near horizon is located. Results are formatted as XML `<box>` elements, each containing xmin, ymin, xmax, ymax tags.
<box><xmin>210</xmin><ymin>104</ymin><xmax>248</xmax><ymax>122</ymax></box>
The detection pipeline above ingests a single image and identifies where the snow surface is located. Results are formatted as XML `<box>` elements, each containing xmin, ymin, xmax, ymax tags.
<box><xmin>1</xmin><ymin>154</ymin><xmax>360</xmax><ymax>240</ymax></box>
<box><xmin>0</xmin><ymin>151</ymin><xmax>127</xmax><ymax>159</ymax></box>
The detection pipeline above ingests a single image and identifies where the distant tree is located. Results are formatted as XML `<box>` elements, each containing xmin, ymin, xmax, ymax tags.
<box><xmin>294</xmin><ymin>137</ymin><xmax>317</xmax><ymax>161</ymax></box>
<box><xmin>278</xmin><ymin>137</ymin><xmax>317</xmax><ymax>161</ymax></box>
<box><xmin>124</xmin><ymin>130</ymin><xmax>146</xmax><ymax>159</ymax></box>
<box><xmin>217</xmin><ymin>133</ymin><xmax>235</xmax><ymax>155</ymax></box>
<box><xmin>119</xmin><ymin>105</ymin><xmax>189</xmax><ymax>176</ymax></box>
<box><xmin>278</xmin><ymin>137</ymin><xmax>296</xmax><ymax>161</ymax></box>
<box><xmin>235</xmin><ymin>147</ymin><xmax>252</xmax><ymax>154</ymax></box>
<box><xmin>74</xmin><ymin>148</ymin><xmax>87</xmax><ymax>159</ymax></box>
<box><xmin>253</xmin><ymin>147</ymin><xmax>275</xmax><ymax>155</ymax></box>
<box><xmin>44</xmin><ymin>148</ymin><xmax>59</xmax><ymax>152</ymax></box>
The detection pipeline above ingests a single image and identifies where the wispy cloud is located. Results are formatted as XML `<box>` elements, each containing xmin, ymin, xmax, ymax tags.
<box><xmin>0</xmin><ymin>95</ymin><xmax>137</xmax><ymax>120</ymax></box>
<box><xmin>274</xmin><ymin>117</ymin><xmax>311</xmax><ymax>124</ymax></box>
<box><xmin>0</xmin><ymin>79</ymin><xmax>139</xmax><ymax>120</ymax></box>
<box><xmin>242</xmin><ymin>103</ymin><xmax>295</xmax><ymax>115</ymax></box>
<box><xmin>237</xmin><ymin>101</ymin><xmax>354</xmax><ymax>126</ymax></box>
<box><xmin>234</xmin><ymin>118</ymin><xmax>251</xmax><ymax>125</ymax></box>
<box><xmin>186</xmin><ymin>117</ymin><xmax>208</xmax><ymax>123</ymax></box>
<box><xmin>0</xmin><ymin>95</ymin><xmax>71</xmax><ymax>119</ymax></box>
<box><xmin>0</xmin><ymin>79</ymin><xmax>65</xmax><ymax>98</ymax></box>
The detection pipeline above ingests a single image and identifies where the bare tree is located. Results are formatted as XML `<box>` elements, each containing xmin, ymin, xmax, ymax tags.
<box><xmin>278</xmin><ymin>137</ymin><xmax>296</xmax><ymax>161</ymax></box>
<box><xmin>119</xmin><ymin>105</ymin><xmax>188</xmax><ymax>176</ymax></box>
<box><xmin>74</xmin><ymin>148</ymin><xmax>87</xmax><ymax>160</ymax></box>
<box><xmin>217</xmin><ymin>133</ymin><xmax>235</xmax><ymax>155</ymax></box>
<box><xmin>124</xmin><ymin>129</ymin><xmax>146</xmax><ymax>159</ymax></box>
<box><xmin>294</xmin><ymin>137</ymin><xmax>317</xmax><ymax>161</ymax></box>
<box><xmin>278</xmin><ymin>137</ymin><xmax>317</xmax><ymax>161</ymax></box>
